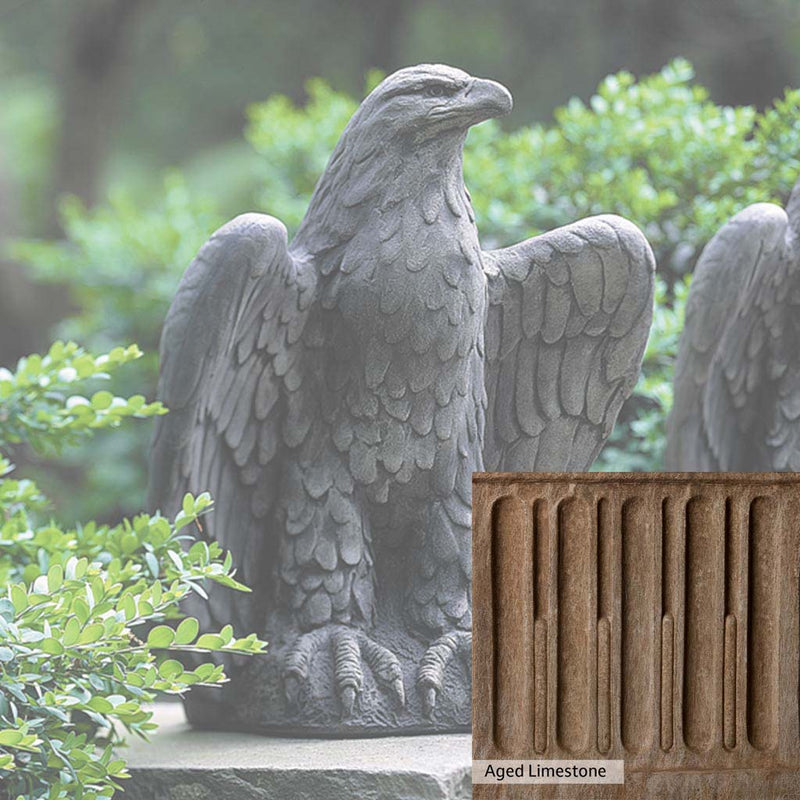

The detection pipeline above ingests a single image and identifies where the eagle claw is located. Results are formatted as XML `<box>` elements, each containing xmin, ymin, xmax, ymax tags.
<box><xmin>417</xmin><ymin>630</ymin><xmax>471</xmax><ymax>718</ymax></box>
<box><xmin>283</xmin><ymin>625</ymin><xmax>405</xmax><ymax>718</ymax></box>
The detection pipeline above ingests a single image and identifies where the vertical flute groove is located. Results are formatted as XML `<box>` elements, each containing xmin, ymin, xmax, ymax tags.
<box><xmin>723</xmin><ymin>496</ymin><xmax>742</xmax><ymax>751</ymax></box>
<box><xmin>534</xmin><ymin>618</ymin><xmax>548</xmax><ymax>753</ymax></box>
<box><xmin>683</xmin><ymin>495</ymin><xmax>724</xmax><ymax>753</ymax></box>
<box><xmin>597</xmin><ymin>498</ymin><xmax>612</xmax><ymax>754</ymax></box>
<box><xmin>556</xmin><ymin>497</ymin><xmax>592</xmax><ymax>753</ymax></box>
<box><xmin>723</xmin><ymin>614</ymin><xmax>737</xmax><ymax>750</ymax></box>
<box><xmin>747</xmin><ymin>497</ymin><xmax>780</xmax><ymax>752</ymax></box>
<box><xmin>533</xmin><ymin>500</ymin><xmax>549</xmax><ymax>753</ymax></box>
<box><xmin>659</xmin><ymin>497</ymin><xmax>677</xmax><ymax>751</ymax></box>
<box><xmin>621</xmin><ymin>498</ymin><xmax>653</xmax><ymax>753</ymax></box>
<box><xmin>661</xmin><ymin>614</ymin><xmax>674</xmax><ymax>751</ymax></box>
<box><xmin>597</xmin><ymin>617</ymin><xmax>611</xmax><ymax>753</ymax></box>
<box><xmin>491</xmin><ymin>496</ymin><xmax>533</xmax><ymax>754</ymax></box>
<box><xmin>724</xmin><ymin>498</ymin><xmax>734</xmax><ymax>618</ymax></box>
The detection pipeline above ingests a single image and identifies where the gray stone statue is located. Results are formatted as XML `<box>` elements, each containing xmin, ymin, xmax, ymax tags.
<box><xmin>666</xmin><ymin>178</ymin><xmax>800</xmax><ymax>471</ymax></box>
<box><xmin>149</xmin><ymin>64</ymin><xmax>655</xmax><ymax>735</ymax></box>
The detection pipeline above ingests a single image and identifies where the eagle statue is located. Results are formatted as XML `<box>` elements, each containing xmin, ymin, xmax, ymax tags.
<box><xmin>666</xmin><ymin>178</ymin><xmax>800</xmax><ymax>471</ymax></box>
<box><xmin>149</xmin><ymin>64</ymin><xmax>655</xmax><ymax>734</ymax></box>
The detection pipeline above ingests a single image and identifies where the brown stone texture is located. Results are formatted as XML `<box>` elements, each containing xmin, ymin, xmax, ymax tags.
<box><xmin>472</xmin><ymin>473</ymin><xmax>800</xmax><ymax>799</ymax></box>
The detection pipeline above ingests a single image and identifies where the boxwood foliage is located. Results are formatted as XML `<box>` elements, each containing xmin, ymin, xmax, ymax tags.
<box><xmin>0</xmin><ymin>343</ymin><xmax>265</xmax><ymax>799</ymax></box>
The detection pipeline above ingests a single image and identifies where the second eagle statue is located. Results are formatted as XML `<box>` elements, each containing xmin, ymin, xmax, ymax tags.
<box><xmin>149</xmin><ymin>64</ymin><xmax>655</xmax><ymax>734</ymax></box>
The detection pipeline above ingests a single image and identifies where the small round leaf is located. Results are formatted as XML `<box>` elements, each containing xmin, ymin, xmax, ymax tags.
<box><xmin>174</xmin><ymin>617</ymin><xmax>199</xmax><ymax>645</ymax></box>
<box><xmin>147</xmin><ymin>625</ymin><xmax>175</xmax><ymax>648</ymax></box>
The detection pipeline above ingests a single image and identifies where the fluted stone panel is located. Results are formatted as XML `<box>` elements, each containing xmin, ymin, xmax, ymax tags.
<box><xmin>472</xmin><ymin>473</ymin><xmax>800</xmax><ymax>799</ymax></box>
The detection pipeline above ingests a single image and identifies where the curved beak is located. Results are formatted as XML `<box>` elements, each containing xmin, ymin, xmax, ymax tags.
<box><xmin>463</xmin><ymin>77</ymin><xmax>513</xmax><ymax>123</ymax></box>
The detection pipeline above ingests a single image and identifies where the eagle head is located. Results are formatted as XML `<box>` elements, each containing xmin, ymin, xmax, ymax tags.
<box><xmin>358</xmin><ymin>64</ymin><xmax>513</xmax><ymax>143</ymax></box>
<box><xmin>294</xmin><ymin>65</ymin><xmax>512</xmax><ymax>252</ymax></box>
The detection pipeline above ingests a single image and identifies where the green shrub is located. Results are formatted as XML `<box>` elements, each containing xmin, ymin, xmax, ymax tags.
<box><xmin>11</xmin><ymin>177</ymin><xmax>221</xmax><ymax>357</ymax></box>
<box><xmin>10</xmin><ymin>60</ymin><xmax>800</xmax><ymax>495</ymax></box>
<box><xmin>245</xmin><ymin>77</ymin><xmax>361</xmax><ymax>231</ymax></box>
<box><xmin>8</xmin><ymin>179</ymin><xmax>221</xmax><ymax>522</ymax></box>
<box><xmin>0</xmin><ymin>343</ymin><xmax>265</xmax><ymax>799</ymax></box>
<box><xmin>463</xmin><ymin>59</ymin><xmax>800</xmax><ymax>270</ymax></box>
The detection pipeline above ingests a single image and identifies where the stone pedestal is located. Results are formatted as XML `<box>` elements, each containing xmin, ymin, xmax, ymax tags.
<box><xmin>123</xmin><ymin>703</ymin><xmax>472</xmax><ymax>800</ymax></box>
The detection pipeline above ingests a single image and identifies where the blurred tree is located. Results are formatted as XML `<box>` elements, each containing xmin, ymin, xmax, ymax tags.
<box><xmin>0</xmin><ymin>0</ymin><xmax>152</xmax><ymax>364</ymax></box>
<box><xmin>355</xmin><ymin>0</ymin><xmax>418</xmax><ymax>73</ymax></box>
<box><xmin>602</xmin><ymin>0</ymin><xmax>798</xmax><ymax>109</ymax></box>
<box><xmin>0</xmin><ymin>133</ymin><xmax>42</xmax><ymax>365</ymax></box>
<box><xmin>50</xmin><ymin>0</ymin><xmax>152</xmax><ymax>230</ymax></box>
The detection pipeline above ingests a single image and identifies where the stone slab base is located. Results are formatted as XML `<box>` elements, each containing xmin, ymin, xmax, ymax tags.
<box><xmin>122</xmin><ymin>703</ymin><xmax>471</xmax><ymax>799</ymax></box>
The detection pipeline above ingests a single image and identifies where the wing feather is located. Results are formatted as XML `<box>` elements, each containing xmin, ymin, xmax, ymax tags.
<box><xmin>148</xmin><ymin>213</ymin><xmax>315</xmax><ymax>633</ymax></box>
<box><xmin>483</xmin><ymin>214</ymin><xmax>654</xmax><ymax>472</ymax></box>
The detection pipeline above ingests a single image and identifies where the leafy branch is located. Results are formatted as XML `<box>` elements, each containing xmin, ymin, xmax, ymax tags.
<box><xmin>0</xmin><ymin>345</ymin><xmax>266</xmax><ymax>800</ymax></box>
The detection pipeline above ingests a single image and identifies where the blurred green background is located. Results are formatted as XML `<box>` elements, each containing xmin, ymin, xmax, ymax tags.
<box><xmin>2</xmin><ymin>0</ymin><xmax>800</xmax><ymax>523</ymax></box>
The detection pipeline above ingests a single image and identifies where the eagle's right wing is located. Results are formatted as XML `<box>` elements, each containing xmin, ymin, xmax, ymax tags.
<box><xmin>482</xmin><ymin>214</ymin><xmax>655</xmax><ymax>471</ymax></box>
<box><xmin>148</xmin><ymin>213</ymin><xmax>316</xmax><ymax>634</ymax></box>
<box><xmin>665</xmin><ymin>203</ymin><xmax>790</xmax><ymax>470</ymax></box>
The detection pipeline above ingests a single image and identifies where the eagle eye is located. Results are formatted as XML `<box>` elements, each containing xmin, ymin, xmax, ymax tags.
<box><xmin>424</xmin><ymin>84</ymin><xmax>454</xmax><ymax>98</ymax></box>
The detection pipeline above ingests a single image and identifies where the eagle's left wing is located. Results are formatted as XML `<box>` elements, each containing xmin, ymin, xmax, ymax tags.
<box><xmin>482</xmin><ymin>214</ymin><xmax>655</xmax><ymax>471</ymax></box>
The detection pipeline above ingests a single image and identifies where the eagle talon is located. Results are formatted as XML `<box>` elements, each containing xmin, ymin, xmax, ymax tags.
<box><xmin>422</xmin><ymin>686</ymin><xmax>437</xmax><ymax>718</ymax></box>
<box><xmin>284</xmin><ymin>674</ymin><xmax>302</xmax><ymax>705</ymax></box>
<box><xmin>340</xmin><ymin>685</ymin><xmax>357</xmax><ymax>717</ymax></box>
<box><xmin>283</xmin><ymin>625</ymin><xmax>406</xmax><ymax>716</ymax></box>
<box><xmin>391</xmin><ymin>677</ymin><xmax>406</xmax><ymax>707</ymax></box>
<box><xmin>418</xmin><ymin>630</ymin><xmax>472</xmax><ymax>718</ymax></box>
